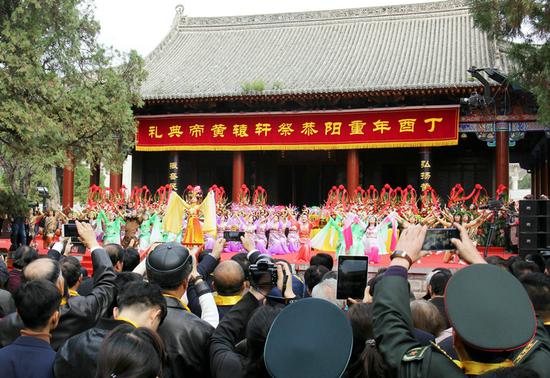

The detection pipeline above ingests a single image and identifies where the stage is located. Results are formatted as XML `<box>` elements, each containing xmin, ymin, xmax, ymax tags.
<box><xmin>0</xmin><ymin>238</ymin><xmax>512</xmax><ymax>280</ymax></box>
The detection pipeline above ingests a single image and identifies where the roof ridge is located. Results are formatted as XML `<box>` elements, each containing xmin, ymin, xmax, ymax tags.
<box><xmin>145</xmin><ymin>0</ymin><xmax>468</xmax><ymax>62</ymax></box>
<box><xmin>173</xmin><ymin>0</ymin><xmax>469</xmax><ymax>28</ymax></box>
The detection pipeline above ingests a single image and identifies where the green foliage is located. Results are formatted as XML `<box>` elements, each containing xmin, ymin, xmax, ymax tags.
<box><xmin>470</xmin><ymin>0</ymin><xmax>550</xmax><ymax>123</ymax></box>
<box><xmin>0</xmin><ymin>191</ymin><xmax>30</xmax><ymax>217</ymax></box>
<box><xmin>518</xmin><ymin>173</ymin><xmax>531</xmax><ymax>189</ymax></box>
<box><xmin>74</xmin><ymin>162</ymin><xmax>91</xmax><ymax>204</ymax></box>
<box><xmin>272</xmin><ymin>81</ymin><xmax>284</xmax><ymax>90</ymax></box>
<box><xmin>0</xmin><ymin>0</ymin><xmax>146</xmax><ymax>200</ymax></box>
<box><xmin>241</xmin><ymin>79</ymin><xmax>266</xmax><ymax>93</ymax></box>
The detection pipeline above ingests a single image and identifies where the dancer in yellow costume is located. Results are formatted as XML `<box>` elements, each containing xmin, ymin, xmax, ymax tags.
<box><xmin>163</xmin><ymin>186</ymin><xmax>217</xmax><ymax>247</ymax></box>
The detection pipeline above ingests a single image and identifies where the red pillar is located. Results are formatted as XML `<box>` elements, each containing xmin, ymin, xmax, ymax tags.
<box><xmin>495</xmin><ymin>123</ymin><xmax>509</xmax><ymax>193</ymax></box>
<box><xmin>62</xmin><ymin>153</ymin><xmax>75</xmax><ymax>210</ymax></box>
<box><xmin>346</xmin><ymin>149</ymin><xmax>359</xmax><ymax>193</ymax></box>
<box><xmin>110</xmin><ymin>172</ymin><xmax>122</xmax><ymax>194</ymax></box>
<box><xmin>232</xmin><ymin>151</ymin><xmax>245</xmax><ymax>202</ymax></box>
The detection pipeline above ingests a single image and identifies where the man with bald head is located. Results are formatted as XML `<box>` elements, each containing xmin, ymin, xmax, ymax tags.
<box><xmin>213</xmin><ymin>260</ymin><xmax>246</xmax><ymax>320</ymax></box>
<box><xmin>0</xmin><ymin>222</ymin><xmax>116</xmax><ymax>350</ymax></box>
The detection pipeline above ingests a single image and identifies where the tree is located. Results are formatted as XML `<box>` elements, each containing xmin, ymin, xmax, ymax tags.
<box><xmin>0</xmin><ymin>0</ymin><xmax>146</xmax><ymax>210</ymax></box>
<box><xmin>470</xmin><ymin>0</ymin><xmax>550</xmax><ymax>123</ymax></box>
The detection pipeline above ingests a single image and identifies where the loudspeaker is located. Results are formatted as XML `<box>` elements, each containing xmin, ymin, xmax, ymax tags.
<box><xmin>519</xmin><ymin>200</ymin><xmax>550</xmax><ymax>257</ymax></box>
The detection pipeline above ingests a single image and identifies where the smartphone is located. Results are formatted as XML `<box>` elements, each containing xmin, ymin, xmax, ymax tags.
<box><xmin>421</xmin><ymin>228</ymin><xmax>460</xmax><ymax>251</ymax></box>
<box><xmin>62</xmin><ymin>224</ymin><xmax>81</xmax><ymax>244</ymax></box>
<box><xmin>223</xmin><ymin>231</ymin><xmax>245</xmax><ymax>242</ymax></box>
<box><xmin>336</xmin><ymin>256</ymin><xmax>369</xmax><ymax>300</ymax></box>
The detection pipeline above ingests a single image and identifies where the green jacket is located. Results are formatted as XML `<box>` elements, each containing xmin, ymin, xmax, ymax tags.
<box><xmin>373</xmin><ymin>268</ymin><xmax>550</xmax><ymax>377</ymax></box>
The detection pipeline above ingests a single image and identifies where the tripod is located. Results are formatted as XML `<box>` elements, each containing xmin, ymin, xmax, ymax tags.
<box><xmin>483</xmin><ymin>208</ymin><xmax>500</xmax><ymax>258</ymax></box>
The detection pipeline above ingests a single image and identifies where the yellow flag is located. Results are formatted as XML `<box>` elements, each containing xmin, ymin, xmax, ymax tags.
<box><xmin>200</xmin><ymin>191</ymin><xmax>217</xmax><ymax>236</ymax></box>
<box><xmin>163</xmin><ymin>192</ymin><xmax>187</xmax><ymax>234</ymax></box>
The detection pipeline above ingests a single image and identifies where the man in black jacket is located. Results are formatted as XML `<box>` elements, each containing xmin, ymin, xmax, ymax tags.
<box><xmin>0</xmin><ymin>221</ymin><xmax>116</xmax><ymax>350</ymax></box>
<box><xmin>146</xmin><ymin>242</ymin><xmax>214</xmax><ymax>378</ymax></box>
<box><xmin>53</xmin><ymin>280</ymin><xmax>166</xmax><ymax>378</ymax></box>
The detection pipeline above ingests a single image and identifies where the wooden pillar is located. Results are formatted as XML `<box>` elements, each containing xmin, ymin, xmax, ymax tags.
<box><xmin>346</xmin><ymin>149</ymin><xmax>359</xmax><ymax>192</ymax></box>
<box><xmin>168</xmin><ymin>151</ymin><xmax>181</xmax><ymax>193</ymax></box>
<box><xmin>419</xmin><ymin>147</ymin><xmax>431</xmax><ymax>191</ymax></box>
<box><xmin>495</xmin><ymin>122</ymin><xmax>509</xmax><ymax>193</ymax></box>
<box><xmin>232</xmin><ymin>151</ymin><xmax>245</xmax><ymax>202</ymax></box>
<box><xmin>110</xmin><ymin>172</ymin><xmax>122</xmax><ymax>194</ymax></box>
<box><xmin>62</xmin><ymin>152</ymin><xmax>75</xmax><ymax>210</ymax></box>
<box><xmin>90</xmin><ymin>164</ymin><xmax>100</xmax><ymax>187</ymax></box>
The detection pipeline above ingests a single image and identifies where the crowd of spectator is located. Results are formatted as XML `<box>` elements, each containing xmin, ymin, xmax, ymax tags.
<box><xmin>0</xmin><ymin>221</ymin><xmax>549</xmax><ymax>377</ymax></box>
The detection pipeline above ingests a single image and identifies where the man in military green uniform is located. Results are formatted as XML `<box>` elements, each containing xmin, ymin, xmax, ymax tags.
<box><xmin>373</xmin><ymin>223</ymin><xmax>550</xmax><ymax>377</ymax></box>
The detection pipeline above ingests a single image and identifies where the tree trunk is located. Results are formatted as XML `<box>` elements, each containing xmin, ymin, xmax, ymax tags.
<box><xmin>49</xmin><ymin>167</ymin><xmax>61</xmax><ymax>209</ymax></box>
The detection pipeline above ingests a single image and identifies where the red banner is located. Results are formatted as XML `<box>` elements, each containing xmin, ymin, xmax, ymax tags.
<box><xmin>136</xmin><ymin>105</ymin><xmax>459</xmax><ymax>151</ymax></box>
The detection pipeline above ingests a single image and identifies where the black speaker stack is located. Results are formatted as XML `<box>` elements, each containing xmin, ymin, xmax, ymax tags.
<box><xmin>519</xmin><ymin>200</ymin><xmax>550</xmax><ymax>257</ymax></box>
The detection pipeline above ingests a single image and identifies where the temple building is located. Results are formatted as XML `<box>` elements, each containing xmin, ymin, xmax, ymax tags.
<box><xmin>75</xmin><ymin>0</ymin><xmax>549</xmax><ymax>207</ymax></box>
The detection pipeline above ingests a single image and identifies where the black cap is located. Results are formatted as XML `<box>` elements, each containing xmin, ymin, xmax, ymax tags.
<box><xmin>146</xmin><ymin>243</ymin><xmax>192</xmax><ymax>288</ymax></box>
<box><xmin>264</xmin><ymin>298</ymin><xmax>353</xmax><ymax>378</ymax></box>
<box><xmin>445</xmin><ymin>264</ymin><xmax>536</xmax><ymax>352</ymax></box>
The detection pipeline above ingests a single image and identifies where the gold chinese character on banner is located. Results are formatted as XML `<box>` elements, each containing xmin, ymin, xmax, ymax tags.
<box><xmin>278</xmin><ymin>123</ymin><xmax>294</xmax><ymax>136</ymax></box>
<box><xmin>169</xmin><ymin>172</ymin><xmax>178</xmax><ymax>181</ymax></box>
<box><xmin>325</xmin><ymin>122</ymin><xmax>342</xmax><ymax>135</ymax></box>
<box><xmin>372</xmin><ymin>120</ymin><xmax>390</xmax><ymax>134</ymax></box>
<box><xmin>169</xmin><ymin>162</ymin><xmax>178</xmax><ymax>169</ymax></box>
<box><xmin>211</xmin><ymin>124</ymin><xmax>227</xmax><ymax>138</ymax></box>
<box><xmin>233</xmin><ymin>124</ymin><xmax>249</xmax><ymax>138</ymax></box>
<box><xmin>301</xmin><ymin>122</ymin><xmax>318</xmax><ymax>136</ymax></box>
<box><xmin>420</xmin><ymin>160</ymin><xmax>431</xmax><ymax>169</ymax></box>
<box><xmin>189</xmin><ymin>124</ymin><xmax>204</xmax><ymax>138</ymax></box>
<box><xmin>255</xmin><ymin>123</ymin><xmax>272</xmax><ymax>137</ymax></box>
<box><xmin>420</xmin><ymin>183</ymin><xmax>430</xmax><ymax>191</ymax></box>
<box><xmin>148</xmin><ymin>126</ymin><xmax>163</xmax><ymax>139</ymax></box>
<box><xmin>398</xmin><ymin>119</ymin><xmax>416</xmax><ymax>133</ymax></box>
<box><xmin>168</xmin><ymin>125</ymin><xmax>183</xmax><ymax>138</ymax></box>
<box><xmin>420</xmin><ymin>172</ymin><xmax>431</xmax><ymax>180</ymax></box>
<box><xmin>349</xmin><ymin>120</ymin><xmax>366</xmax><ymax>135</ymax></box>
<box><xmin>424</xmin><ymin>118</ymin><xmax>443</xmax><ymax>132</ymax></box>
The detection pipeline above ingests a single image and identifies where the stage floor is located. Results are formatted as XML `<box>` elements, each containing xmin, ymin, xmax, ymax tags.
<box><xmin>220</xmin><ymin>248</ymin><xmax>512</xmax><ymax>273</ymax></box>
<box><xmin>0</xmin><ymin>238</ymin><xmax>512</xmax><ymax>274</ymax></box>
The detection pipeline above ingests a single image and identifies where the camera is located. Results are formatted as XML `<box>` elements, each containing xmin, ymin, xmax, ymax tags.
<box><xmin>249</xmin><ymin>256</ymin><xmax>278</xmax><ymax>288</ymax></box>
<box><xmin>478</xmin><ymin>199</ymin><xmax>504</xmax><ymax>211</ymax></box>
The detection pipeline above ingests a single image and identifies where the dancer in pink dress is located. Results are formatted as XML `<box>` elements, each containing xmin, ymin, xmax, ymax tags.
<box><xmin>286</xmin><ymin>215</ymin><xmax>300</xmax><ymax>253</ymax></box>
<box><xmin>364</xmin><ymin>216</ymin><xmax>381</xmax><ymax>263</ymax></box>
<box><xmin>267</xmin><ymin>215</ymin><xmax>290</xmax><ymax>255</ymax></box>
<box><xmin>254</xmin><ymin>218</ymin><xmax>268</xmax><ymax>254</ymax></box>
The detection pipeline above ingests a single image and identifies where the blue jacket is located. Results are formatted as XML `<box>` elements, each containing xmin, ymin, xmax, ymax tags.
<box><xmin>0</xmin><ymin>336</ymin><xmax>55</xmax><ymax>378</ymax></box>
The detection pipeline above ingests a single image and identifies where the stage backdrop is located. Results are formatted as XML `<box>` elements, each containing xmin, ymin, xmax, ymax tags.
<box><xmin>136</xmin><ymin>105</ymin><xmax>459</xmax><ymax>151</ymax></box>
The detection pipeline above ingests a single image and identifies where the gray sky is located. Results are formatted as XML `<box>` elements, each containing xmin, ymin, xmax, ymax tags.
<box><xmin>94</xmin><ymin>0</ymin><xmax>439</xmax><ymax>57</ymax></box>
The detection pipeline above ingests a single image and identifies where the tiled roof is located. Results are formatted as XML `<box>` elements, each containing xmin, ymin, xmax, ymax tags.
<box><xmin>141</xmin><ymin>0</ymin><xmax>508</xmax><ymax>100</ymax></box>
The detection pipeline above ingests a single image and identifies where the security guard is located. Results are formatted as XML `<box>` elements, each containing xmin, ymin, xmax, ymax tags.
<box><xmin>373</xmin><ymin>224</ymin><xmax>550</xmax><ymax>377</ymax></box>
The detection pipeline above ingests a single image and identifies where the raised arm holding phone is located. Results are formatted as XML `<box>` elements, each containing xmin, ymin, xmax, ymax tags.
<box><xmin>373</xmin><ymin>224</ymin><xmax>550</xmax><ymax>377</ymax></box>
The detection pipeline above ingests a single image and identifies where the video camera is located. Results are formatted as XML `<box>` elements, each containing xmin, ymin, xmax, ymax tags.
<box><xmin>478</xmin><ymin>199</ymin><xmax>504</xmax><ymax>211</ymax></box>
<box><xmin>249</xmin><ymin>255</ymin><xmax>278</xmax><ymax>288</ymax></box>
